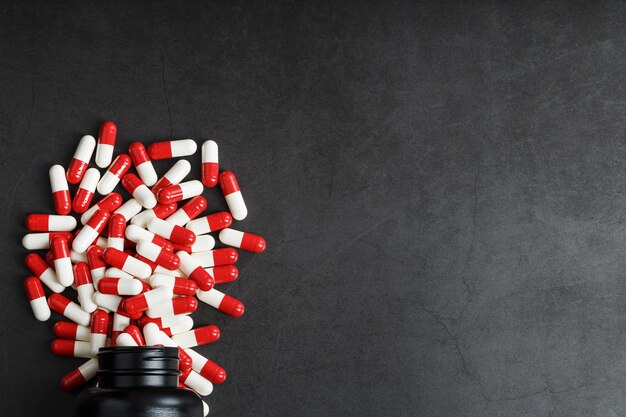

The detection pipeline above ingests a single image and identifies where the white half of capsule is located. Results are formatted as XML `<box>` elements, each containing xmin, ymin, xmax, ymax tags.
<box><xmin>73</xmin><ymin>135</ymin><xmax>96</xmax><ymax>163</ymax></box>
<box><xmin>90</xmin><ymin>333</ymin><xmax>107</xmax><ymax>356</ymax></box>
<box><xmin>172</xmin><ymin>331</ymin><xmax>200</xmax><ymax>349</ymax></box>
<box><xmin>130</xmin><ymin>209</ymin><xmax>158</xmax><ymax>228</ymax></box>
<box><xmin>77</xmin><ymin>357</ymin><xmax>99</xmax><ymax>380</ymax></box>
<box><xmin>185</xmin><ymin>217</ymin><xmax>212</xmax><ymax>236</ymax></box>
<box><xmin>115</xmin><ymin>333</ymin><xmax>138</xmax><ymax>347</ymax></box>
<box><xmin>22</xmin><ymin>233</ymin><xmax>55</xmax><ymax>250</ymax></box>
<box><xmin>165</xmin><ymin>208</ymin><xmax>192</xmax><ymax>227</ymax></box>
<box><xmin>78</xmin><ymin>168</ymin><xmax>100</xmax><ymax>194</ymax></box>
<box><xmin>63</xmin><ymin>301</ymin><xmax>92</xmax><ymax>327</ymax></box>
<box><xmin>219</xmin><ymin>228</ymin><xmax>245</xmax><ymax>248</ymax></box>
<box><xmin>169</xmin><ymin>139</ymin><xmax>197</xmax><ymax>157</ymax></box>
<box><xmin>49</xmin><ymin>165</ymin><xmax>69</xmax><ymax>192</ymax></box>
<box><xmin>90</xmin><ymin>267</ymin><xmax>106</xmax><ymax>287</ymax></box>
<box><xmin>142</xmin><ymin>287</ymin><xmax>175</xmax><ymax>309</ymax></box>
<box><xmin>118</xmin><ymin>256</ymin><xmax>152</xmax><ymax>279</ymax></box>
<box><xmin>54</xmin><ymin>257</ymin><xmax>74</xmax><ymax>287</ymax></box>
<box><xmin>178</xmin><ymin>251</ymin><xmax>203</xmax><ymax>275</ymax></box>
<box><xmin>71</xmin><ymin>324</ymin><xmax>91</xmax><ymax>341</ymax></box>
<box><xmin>73</xmin><ymin>225</ymin><xmax>100</xmax><ymax>253</ymax></box>
<box><xmin>149</xmin><ymin>274</ymin><xmax>179</xmax><ymax>289</ymax></box>
<box><xmin>189</xmin><ymin>235</ymin><xmax>215</xmax><ymax>252</ymax></box>
<box><xmin>112</xmin><ymin>313</ymin><xmax>131</xmax><ymax>332</ymax></box>
<box><xmin>93</xmin><ymin>292</ymin><xmax>122</xmax><ymax>313</ymax></box>
<box><xmin>136</xmin><ymin>161</ymin><xmax>158</xmax><ymax>187</ymax></box>
<box><xmin>107</xmin><ymin>236</ymin><xmax>125</xmax><ymax>252</ymax></box>
<box><xmin>224</xmin><ymin>191</ymin><xmax>247</xmax><ymax>221</ymax></box>
<box><xmin>30</xmin><ymin>297</ymin><xmax>51</xmax><ymax>321</ymax></box>
<box><xmin>161</xmin><ymin>315</ymin><xmax>194</xmax><ymax>335</ymax></box>
<box><xmin>80</xmin><ymin>205</ymin><xmax>100</xmax><ymax>225</ymax></box>
<box><xmin>113</xmin><ymin>278</ymin><xmax>144</xmax><ymax>295</ymax></box>
<box><xmin>47</xmin><ymin>216</ymin><xmax>77</xmax><ymax>231</ymax></box>
<box><xmin>68</xmin><ymin>340</ymin><xmax>94</xmax><ymax>358</ymax></box>
<box><xmin>201</xmin><ymin>140</ymin><xmax>218</xmax><ymax>163</ymax></box>
<box><xmin>146</xmin><ymin>300</ymin><xmax>181</xmax><ymax>318</ymax></box>
<box><xmin>154</xmin><ymin>266</ymin><xmax>183</xmax><ymax>276</ymax></box>
<box><xmin>143</xmin><ymin>323</ymin><xmax>165</xmax><ymax>346</ymax></box>
<box><xmin>189</xmin><ymin>251</ymin><xmax>217</xmax><ymax>268</ymax></box>
<box><xmin>39</xmin><ymin>267</ymin><xmax>64</xmax><ymax>293</ymax></box>
<box><xmin>148</xmin><ymin>218</ymin><xmax>176</xmax><ymax>239</ymax></box>
<box><xmin>133</xmin><ymin>184</ymin><xmax>157</xmax><ymax>209</ymax></box>
<box><xmin>125</xmin><ymin>224</ymin><xmax>158</xmax><ymax>245</ymax></box>
<box><xmin>96</xmin><ymin>143</ymin><xmax>114</xmax><ymax>168</ymax></box>
<box><xmin>70</xmin><ymin>250</ymin><xmax>88</xmax><ymax>264</ymax></box>
<box><xmin>196</xmin><ymin>288</ymin><xmax>225</xmax><ymax>310</ymax></box>
<box><xmin>178</xmin><ymin>180</ymin><xmax>204</xmax><ymax>200</ymax></box>
<box><xmin>162</xmin><ymin>159</ymin><xmax>191</xmax><ymax>184</ymax></box>
<box><xmin>76</xmin><ymin>284</ymin><xmax>97</xmax><ymax>313</ymax></box>
<box><xmin>97</xmin><ymin>170</ymin><xmax>122</xmax><ymax>195</ymax></box>
<box><xmin>183</xmin><ymin>369</ymin><xmax>213</xmax><ymax>396</ymax></box>
<box><xmin>114</xmin><ymin>199</ymin><xmax>143</xmax><ymax>222</ymax></box>
<box><xmin>136</xmin><ymin>240</ymin><xmax>164</xmax><ymax>263</ymax></box>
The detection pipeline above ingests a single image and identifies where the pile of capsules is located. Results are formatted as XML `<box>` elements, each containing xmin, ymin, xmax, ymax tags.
<box><xmin>22</xmin><ymin>121</ymin><xmax>266</xmax><ymax>415</ymax></box>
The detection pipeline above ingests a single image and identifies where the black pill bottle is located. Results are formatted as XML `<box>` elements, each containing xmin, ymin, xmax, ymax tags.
<box><xmin>76</xmin><ymin>346</ymin><xmax>204</xmax><ymax>417</ymax></box>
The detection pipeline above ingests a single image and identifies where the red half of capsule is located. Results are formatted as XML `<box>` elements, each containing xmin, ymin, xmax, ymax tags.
<box><xmin>51</xmin><ymin>340</ymin><xmax>82</xmax><ymax>357</ymax></box>
<box><xmin>169</xmin><ymin>225</ymin><xmax>196</xmax><ymax>246</ymax></box>
<box><xmin>54</xmin><ymin>321</ymin><xmax>80</xmax><ymax>339</ymax></box>
<box><xmin>172</xmin><ymin>277</ymin><xmax>198</xmax><ymax>295</ymax></box>
<box><xmin>152</xmin><ymin>176</ymin><xmax>172</xmax><ymax>195</ymax></box>
<box><xmin>147</xmin><ymin>142</ymin><xmax>174</xmax><ymax>159</ymax></box>
<box><xmin>156</xmin><ymin>184</ymin><xmax>184</xmax><ymax>204</ymax></box>
<box><xmin>153</xmin><ymin>203</ymin><xmax>178</xmax><ymax>219</ymax></box>
<box><xmin>24</xmin><ymin>277</ymin><xmax>45</xmax><ymax>301</ymax></box>
<box><xmin>53</xmin><ymin>189</ymin><xmax>72</xmax><ymax>215</ymax></box>
<box><xmin>123</xmin><ymin>325</ymin><xmax>145</xmax><ymax>346</ymax></box>
<box><xmin>213</xmin><ymin>248</ymin><xmax>239</xmax><ymax>265</ymax></box>
<box><xmin>128</xmin><ymin>142</ymin><xmax>151</xmax><ymax>166</ymax></box>
<box><xmin>25</xmin><ymin>214</ymin><xmax>49</xmax><ymax>231</ymax></box>
<box><xmin>73</xmin><ymin>186</ymin><xmax>95</xmax><ymax>214</ymax></box>
<box><xmin>241</xmin><ymin>232</ymin><xmax>267</xmax><ymax>253</ymax></box>
<box><xmin>155</xmin><ymin>249</ymin><xmax>181</xmax><ymax>270</ymax></box>
<box><xmin>121</xmin><ymin>173</ymin><xmax>144</xmax><ymax>195</ymax></box>
<box><xmin>188</xmin><ymin>267</ymin><xmax>214</xmax><ymax>291</ymax></box>
<box><xmin>86</xmin><ymin>209</ymin><xmax>110</xmax><ymax>233</ymax></box>
<box><xmin>98</xmin><ymin>121</ymin><xmax>117</xmax><ymax>145</ymax></box>
<box><xmin>51</xmin><ymin>235</ymin><xmax>70</xmax><ymax>260</ymax></box>
<box><xmin>206</xmin><ymin>211</ymin><xmax>232</xmax><ymax>232</ymax></box>
<box><xmin>91</xmin><ymin>309</ymin><xmax>109</xmax><ymax>334</ymax></box>
<box><xmin>25</xmin><ymin>253</ymin><xmax>51</xmax><ymax>277</ymax></box>
<box><xmin>67</xmin><ymin>158</ymin><xmax>88</xmax><ymax>184</ymax></box>
<box><xmin>198</xmin><ymin>359</ymin><xmax>226</xmax><ymax>384</ymax></box>
<box><xmin>172</xmin><ymin>296</ymin><xmax>198</xmax><ymax>315</ymax></box>
<box><xmin>95</xmin><ymin>193</ymin><xmax>123</xmax><ymax>212</ymax></box>
<box><xmin>211</xmin><ymin>265</ymin><xmax>239</xmax><ymax>284</ymax></box>
<box><xmin>202</xmin><ymin>162</ymin><xmax>219</xmax><ymax>188</ymax></box>
<box><xmin>178</xmin><ymin>347</ymin><xmax>192</xmax><ymax>372</ymax></box>
<box><xmin>219</xmin><ymin>294</ymin><xmax>245</xmax><ymax>318</ymax></box>
<box><xmin>194</xmin><ymin>325</ymin><xmax>221</xmax><ymax>345</ymax></box>
<box><xmin>108</xmin><ymin>214</ymin><xmax>126</xmax><ymax>238</ymax></box>
<box><xmin>48</xmin><ymin>293</ymin><xmax>72</xmax><ymax>313</ymax></box>
<box><xmin>60</xmin><ymin>367</ymin><xmax>90</xmax><ymax>392</ymax></box>
<box><xmin>87</xmin><ymin>245</ymin><xmax>106</xmax><ymax>270</ymax></box>
<box><xmin>180</xmin><ymin>196</ymin><xmax>207</xmax><ymax>219</ymax></box>
<box><xmin>74</xmin><ymin>262</ymin><xmax>92</xmax><ymax>286</ymax></box>
<box><xmin>218</xmin><ymin>171</ymin><xmax>240</xmax><ymax>196</ymax></box>
<box><xmin>103</xmin><ymin>248</ymin><xmax>131</xmax><ymax>270</ymax></box>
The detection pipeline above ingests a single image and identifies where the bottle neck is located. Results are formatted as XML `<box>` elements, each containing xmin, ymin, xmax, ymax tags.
<box><xmin>97</xmin><ymin>346</ymin><xmax>180</xmax><ymax>389</ymax></box>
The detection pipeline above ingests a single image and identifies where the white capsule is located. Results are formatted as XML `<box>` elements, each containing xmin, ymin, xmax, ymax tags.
<box><xmin>113</xmin><ymin>199</ymin><xmax>143</xmax><ymax>222</ymax></box>
<box><xmin>136</xmin><ymin>162</ymin><xmax>158</xmax><ymax>187</ymax></box>
<box><xmin>30</xmin><ymin>297</ymin><xmax>51</xmax><ymax>322</ymax></box>
<box><xmin>72</xmin><ymin>225</ymin><xmax>99</xmax><ymax>253</ymax></box>
<box><xmin>93</xmin><ymin>292</ymin><xmax>122</xmax><ymax>313</ymax></box>
<box><xmin>76</xmin><ymin>283</ymin><xmax>97</xmax><ymax>313</ymax></box>
<box><xmin>115</xmin><ymin>333</ymin><xmax>138</xmax><ymax>347</ymax></box>
<box><xmin>26</xmin><ymin>215</ymin><xmax>77</xmax><ymax>232</ymax></box>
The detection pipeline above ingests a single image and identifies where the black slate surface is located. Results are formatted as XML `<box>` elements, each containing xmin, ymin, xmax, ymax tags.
<box><xmin>2</xmin><ymin>1</ymin><xmax>626</xmax><ymax>416</ymax></box>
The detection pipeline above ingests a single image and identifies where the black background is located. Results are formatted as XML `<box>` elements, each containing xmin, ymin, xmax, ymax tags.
<box><xmin>2</xmin><ymin>1</ymin><xmax>626</xmax><ymax>416</ymax></box>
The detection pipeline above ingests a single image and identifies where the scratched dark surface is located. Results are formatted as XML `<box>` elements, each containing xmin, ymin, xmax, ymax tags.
<box><xmin>1</xmin><ymin>1</ymin><xmax>626</xmax><ymax>416</ymax></box>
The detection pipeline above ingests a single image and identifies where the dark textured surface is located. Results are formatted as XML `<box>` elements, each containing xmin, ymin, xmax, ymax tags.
<box><xmin>1</xmin><ymin>1</ymin><xmax>625</xmax><ymax>416</ymax></box>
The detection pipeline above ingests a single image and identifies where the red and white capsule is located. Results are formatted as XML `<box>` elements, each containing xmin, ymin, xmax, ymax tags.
<box><xmin>185</xmin><ymin>211</ymin><xmax>232</xmax><ymax>236</ymax></box>
<box><xmin>24</xmin><ymin>277</ymin><xmax>51</xmax><ymax>321</ymax></box>
<box><xmin>123</xmin><ymin>325</ymin><xmax>145</xmax><ymax>346</ymax></box>
<box><xmin>148</xmin><ymin>139</ymin><xmax>197</xmax><ymax>160</ymax></box>
<box><xmin>173</xmin><ymin>235</ymin><xmax>215</xmax><ymax>253</ymax></box>
<box><xmin>74</xmin><ymin>262</ymin><xmax>97</xmax><ymax>313</ymax></box>
<box><xmin>25</xmin><ymin>253</ymin><xmax>64</xmax><ymax>293</ymax></box>
<box><xmin>177</xmin><ymin>251</ymin><xmax>214</xmax><ymax>291</ymax></box>
<box><xmin>180</xmin><ymin>368</ymin><xmax>213</xmax><ymax>396</ymax></box>
<box><xmin>171</xmin><ymin>325</ymin><xmax>220</xmax><ymax>349</ymax></box>
<box><xmin>25</xmin><ymin>214</ymin><xmax>77</xmax><ymax>232</ymax></box>
<box><xmin>125</xmin><ymin>224</ymin><xmax>174</xmax><ymax>252</ymax></box>
<box><xmin>157</xmin><ymin>180</ymin><xmax>203</xmax><ymax>205</ymax></box>
<box><xmin>49</xmin><ymin>165</ymin><xmax>71</xmax><ymax>215</ymax></box>
<box><xmin>137</xmin><ymin>240</ymin><xmax>180</xmax><ymax>270</ymax></box>
<box><xmin>97</xmin><ymin>277</ymin><xmax>143</xmax><ymax>296</ymax></box>
<box><xmin>73</xmin><ymin>209</ymin><xmax>110</xmax><ymax>253</ymax></box>
<box><xmin>185</xmin><ymin>349</ymin><xmax>227</xmax><ymax>384</ymax></box>
<box><xmin>123</xmin><ymin>286</ymin><xmax>174</xmax><ymax>317</ymax></box>
<box><xmin>129</xmin><ymin>142</ymin><xmax>158</xmax><ymax>186</ymax></box>
<box><xmin>165</xmin><ymin>196</ymin><xmax>207</xmax><ymax>227</ymax></box>
<box><xmin>201</xmin><ymin>140</ymin><xmax>218</xmax><ymax>188</ymax></box>
<box><xmin>51</xmin><ymin>339</ymin><xmax>92</xmax><ymax>358</ymax></box>
<box><xmin>219</xmin><ymin>228</ymin><xmax>266</xmax><ymax>253</ymax></box>
<box><xmin>86</xmin><ymin>245</ymin><xmax>107</xmax><ymax>285</ymax></box>
<box><xmin>219</xmin><ymin>171</ymin><xmax>247</xmax><ymax>220</ymax></box>
<box><xmin>103</xmin><ymin>247</ymin><xmax>152</xmax><ymax>279</ymax></box>
<box><xmin>90</xmin><ymin>309</ymin><xmax>109</xmax><ymax>356</ymax></box>
<box><xmin>95</xmin><ymin>121</ymin><xmax>117</xmax><ymax>168</ymax></box>
<box><xmin>60</xmin><ymin>358</ymin><xmax>98</xmax><ymax>392</ymax></box>
<box><xmin>107</xmin><ymin>214</ymin><xmax>126</xmax><ymax>251</ymax></box>
<box><xmin>148</xmin><ymin>218</ymin><xmax>196</xmax><ymax>246</ymax></box>
<box><xmin>51</xmin><ymin>235</ymin><xmax>74</xmax><ymax>287</ymax></box>
<box><xmin>196</xmin><ymin>288</ymin><xmax>245</xmax><ymax>318</ymax></box>
<box><xmin>206</xmin><ymin>265</ymin><xmax>239</xmax><ymax>284</ymax></box>
<box><xmin>149</xmin><ymin>274</ymin><xmax>198</xmax><ymax>296</ymax></box>
<box><xmin>67</xmin><ymin>135</ymin><xmax>96</xmax><ymax>184</ymax></box>
<box><xmin>22</xmin><ymin>231</ymin><xmax>73</xmax><ymax>250</ymax></box>
<box><xmin>130</xmin><ymin>203</ymin><xmax>178</xmax><ymax>228</ymax></box>
<box><xmin>190</xmin><ymin>248</ymin><xmax>238</xmax><ymax>268</ymax></box>
<box><xmin>97</xmin><ymin>154</ymin><xmax>132</xmax><ymax>195</ymax></box>
<box><xmin>146</xmin><ymin>295</ymin><xmax>197</xmax><ymax>318</ymax></box>
<box><xmin>54</xmin><ymin>321</ymin><xmax>91</xmax><ymax>341</ymax></box>
<box><xmin>152</xmin><ymin>160</ymin><xmax>191</xmax><ymax>195</ymax></box>
<box><xmin>48</xmin><ymin>293</ymin><xmax>92</xmax><ymax>326</ymax></box>
<box><xmin>81</xmin><ymin>193</ymin><xmax>123</xmax><ymax>225</ymax></box>
<box><xmin>72</xmin><ymin>168</ymin><xmax>100</xmax><ymax>214</ymax></box>
<box><xmin>122</xmin><ymin>173</ymin><xmax>157</xmax><ymax>209</ymax></box>
<box><xmin>113</xmin><ymin>198</ymin><xmax>143</xmax><ymax>222</ymax></box>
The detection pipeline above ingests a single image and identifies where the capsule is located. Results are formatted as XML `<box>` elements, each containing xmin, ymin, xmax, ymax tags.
<box><xmin>152</xmin><ymin>160</ymin><xmax>192</xmax><ymax>195</ymax></box>
<box><xmin>137</xmin><ymin>240</ymin><xmax>180</xmax><ymax>270</ymax></box>
<box><xmin>22</xmin><ymin>231</ymin><xmax>73</xmax><ymax>250</ymax></box>
<box><xmin>219</xmin><ymin>228</ymin><xmax>266</xmax><ymax>253</ymax></box>
<box><xmin>206</xmin><ymin>265</ymin><xmax>239</xmax><ymax>284</ymax></box>
<box><xmin>90</xmin><ymin>309</ymin><xmax>109</xmax><ymax>356</ymax></box>
<box><xmin>125</xmin><ymin>224</ymin><xmax>174</xmax><ymax>252</ymax></box>
<box><xmin>173</xmin><ymin>235</ymin><xmax>215</xmax><ymax>253</ymax></box>
<box><xmin>157</xmin><ymin>330</ymin><xmax>193</xmax><ymax>372</ymax></box>
<box><xmin>165</xmin><ymin>196</ymin><xmax>207</xmax><ymax>227</ymax></box>
<box><xmin>72</xmin><ymin>168</ymin><xmax>100</xmax><ymax>213</ymax></box>
<box><xmin>137</xmin><ymin>315</ymin><xmax>194</xmax><ymax>336</ymax></box>
<box><xmin>122</xmin><ymin>173</ymin><xmax>157</xmax><ymax>209</ymax></box>
<box><xmin>24</xmin><ymin>277</ymin><xmax>51</xmax><ymax>321</ymax></box>
<box><xmin>128</xmin><ymin>142</ymin><xmax>158</xmax><ymax>186</ymax></box>
<box><xmin>148</xmin><ymin>139</ymin><xmax>197</xmax><ymax>160</ymax></box>
<box><xmin>157</xmin><ymin>180</ymin><xmax>203</xmax><ymax>205</ymax></box>
<box><xmin>124</xmin><ymin>286</ymin><xmax>173</xmax><ymax>317</ymax></box>
<box><xmin>67</xmin><ymin>135</ymin><xmax>96</xmax><ymax>184</ymax></box>
<box><xmin>190</xmin><ymin>248</ymin><xmax>238</xmax><ymax>268</ymax></box>
<box><xmin>73</xmin><ymin>209</ymin><xmax>110</xmax><ymax>253</ymax></box>
<box><xmin>51</xmin><ymin>339</ymin><xmax>92</xmax><ymax>358</ymax></box>
<box><xmin>196</xmin><ymin>288</ymin><xmax>245</xmax><ymax>317</ymax></box>
<box><xmin>172</xmin><ymin>325</ymin><xmax>220</xmax><ymax>349</ymax></box>
<box><xmin>80</xmin><ymin>193</ymin><xmax>123</xmax><ymax>225</ymax></box>
<box><xmin>96</xmin><ymin>277</ymin><xmax>143</xmax><ymax>296</ymax></box>
<box><xmin>145</xmin><ymin>295</ymin><xmax>197</xmax><ymax>318</ymax></box>
<box><xmin>110</xmin><ymin>313</ymin><xmax>131</xmax><ymax>346</ymax></box>
<box><xmin>74</xmin><ymin>263</ymin><xmax>97</xmax><ymax>313</ymax></box>
<box><xmin>95</xmin><ymin>121</ymin><xmax>117</xmax><ymax>168</ymax></box>
<box><xmin>123</xmin><ymin>325</ymin><xmax>145</xmax><ymax>346</ymax></box>
<box><xmin>25</xmin><ymin>214</ymin><xmax>77</xmax><ymax>232</ymax></box>
<box><xmin>113</xmin><ymin>198</ymin><xmax>143</xmax><ymax>222</ymax></box>
<box><xmin>115</xmin><ymin>332</ymin><xmax>139</xmax><ymax>347</ymax></box>
<box><xmin>130</xmin><ymin>203</ymin><xmax>177</xmax><ymax>228</ymax></box>
<box><xmin>86</xmin><ymin>245</ymin><xmax>106</xmax><ymax>286</ymax></box>
<box><xmin>148</xmin><ymin>218</ymin><xmax>196</xmax><ymax>246</ymax></box>
<box><xmin>185</xmin><ymin>211</ymin><xmax>232</xmax><ymax>236</ymax></box>
<box><xmin>25</xmin><ymin>253</ymin><xmax>64</xmax><ymax>293</ymax></box>
<box><xmin>106</xmin><ymin>214</ymin><xmax>126</xmax><ymax>252</ymax></box>
<box><xmin>201</xmin><ymin>140</ymin><xmax>218</xmax><ymax>188</ymax></box>
<box><xmin>49</xmin><ymin>165</ymin><xmax>71</xmax><ymax>215</ymax></box>
<box><xmin>48</xmin><ymin>293</ymin><xmax>92</xmax><ymax>326</ymax></box>
<box><xmin>180</xmin><ymin>368</ymin><xmax>213</xmax><ymax>396</ymax></box>
<box><xmin>185</xmin><ymin>348</ymin><xmax>227</xmax><ymax>384</ymax></box>
<box><xmin>177</xmin><ymin>251</ymin><xmax>214</xmax><ymax>291</ymax></box>
<box><xmin>51</xmin><ymin>235</ymin><xmax>74</xmax><ymax>287</ymax></box>
<box><xmin>53</xmin><ymin>321</ymin><xmax>91</xmax><ymax>341</ymax></box>
<box><xmin>103</xmin><ymin>247</ymin><xmax>152</xmax><ymax>279</ymax></box>
<box><xmin>149</xmin><ymin>274</ymin><xmax>198</xmax><ymax>296</ymax></box>
<box><xmin>219</xmin><ymin>171</ymin><xmax>247</xmax><ymax>220</ymax></box>
<box><xmin>97</xmin><ymin>154</ymin><xmax>132</xmax><ymax>195</ymax></box>
<box><xmin>61</xmin><ymin>358</ymin><xmax>98</xmax><ymax>391</ymax></box>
